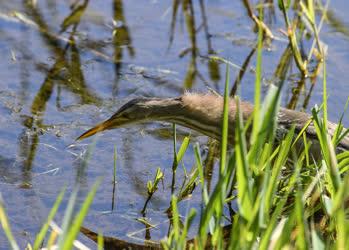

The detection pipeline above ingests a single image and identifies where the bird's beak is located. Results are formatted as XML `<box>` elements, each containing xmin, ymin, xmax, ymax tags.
<box><xmin>76</xmin><ymin>116</ymin><xmax>129</xmax><ymax>140</ymax></box>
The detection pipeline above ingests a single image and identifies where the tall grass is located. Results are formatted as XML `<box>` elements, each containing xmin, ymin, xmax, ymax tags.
<box><xmin>162</xmin><ymin>75</ymin><xmax>348</xmax><ymax>248</ymax></box>
<box><xmin>162</xmin><ymin>11</ymin><xmax>349</xmax><ymax>250</ymax></box>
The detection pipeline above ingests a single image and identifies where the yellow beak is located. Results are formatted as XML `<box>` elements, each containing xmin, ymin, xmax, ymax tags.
<box><xmin>76</xmin><ymin>121</ymin><xmax>109</xmax><ymax>140</ymax></box>
<box><xmin>76</xmin><ymin>116</ymin><xmax>130</xmax><ymax>140</ymax></box>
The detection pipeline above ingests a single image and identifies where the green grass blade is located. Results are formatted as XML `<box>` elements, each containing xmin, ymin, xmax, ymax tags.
<box><xmin>194</xmin><ymin>143</ymin><xmax>204</xmax><ymax>188</ymax></box>
<box><xmin>33</xmin><ymin>187</ymin><xmax>66</xmax><ymax>250</ymax></box>
<box><xmin>234</xmin><ymin>97</ymin><xmax>252</xmax><ymax>219</ymax></box>
<box><xmin>177</xmin><ymin>168</ymin><xmax>198</xmax><ymax>202</ymax></box>
<box><xmin>177</xmin><ymin>136</ymin><xmax>190</xmax><ymax>163</ymax></box>
<box><xmin>295</xmin><ymin>191</ymin><xmax>307</xmax><ymax>249</ymax></box>
<box><xmin>259</xmin><ymin>198</ymin><xmax>288</xmax><ymax>250</ymax></box>
<box><xmin>198</xmin><ymin>154</ymin><xmax>235</xmax><ymax>244</ymax></box>
<box><xmin>57</xmin><ymin>187</ymin><xmax>78</xmax><ymax>248</ymax></box>
<box><xmin>311</xmin><ymin>108</ymin><xmax>341</xmax><ymax>193</ymax></box>
<box><xmin>98</xmin><ymin>230</ymin><xmax>104</xmax><ymax>250</ymax></box>
<box><xmin>179</xmin><ymin>209</ymin><xmax>196</xmax><ymax>249</ymax></box>
<box><xmin>250</xmin><ymin>12</ymin><xmax>263</xmax><ymax>145</ymax></box>
<box><xmin>322</xmin><ymin>57</ymin><xmax>328</xmax><ymax>132</ymax></box>
<box><xmin>220</xmin><ymin>63</ymin><xmax>230</xmax><ymax>174</ymax></box>
<box><xmin>248</xmin><ymin>85</ymin><xmax>281</xmax><ymax>164</ymax></box>
<box><xmin>264</xmin><ymin>125</ymin><xmax>295</xmax><ymax>212</ymax></box>
<box><xmin>171</xmin><ymin>195</ymin><xmax>180</xmax><ymax>245</ymax></box>
<box><xmin>62</xmin><ymin>179</ymin><xmax>101</xmax><ymax>250</ymax></box>
<box><xmin>0</xmin><ymin>194</ymin><xmax>20</xmax><ymax>250</ymax></box>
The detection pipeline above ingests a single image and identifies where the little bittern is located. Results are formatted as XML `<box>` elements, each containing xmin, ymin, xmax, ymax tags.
<box><xmin>77</xmin><ymin>93</ymin><xmax>349</xmax><ymax>152</ymax></box>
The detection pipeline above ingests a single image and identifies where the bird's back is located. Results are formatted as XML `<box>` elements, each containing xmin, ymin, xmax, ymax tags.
<box><xmin>180</xmin><ymin>93</ymin><xmax>349</xmax><ymax>151</ymax></box>
<box><xmin>277</xmin><ymin>107</ymin><xmax>349</xmax><ymax>151</ymax></box>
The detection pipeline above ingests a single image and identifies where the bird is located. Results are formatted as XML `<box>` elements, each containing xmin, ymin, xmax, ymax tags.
<box><xmin>77</xmin><ymin>93</ymin><xmax>349</xmax><ymax>153</ymax></box>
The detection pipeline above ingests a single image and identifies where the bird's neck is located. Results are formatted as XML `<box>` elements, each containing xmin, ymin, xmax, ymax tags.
<box><xmin>158</xmin><ymin>94</ymin><xmax>254</xmax><ymax>142</ymax></box>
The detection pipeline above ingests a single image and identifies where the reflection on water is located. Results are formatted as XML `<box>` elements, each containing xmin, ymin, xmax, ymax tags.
<box><xmin>0</xmin><ymin>0</ymin><xmax>348</xmax><ymax>248</ymax></box>
<box><xmin>112</xmin><ymin>0</ymin><xmax>135</xmax><ymax>96</ymax></box>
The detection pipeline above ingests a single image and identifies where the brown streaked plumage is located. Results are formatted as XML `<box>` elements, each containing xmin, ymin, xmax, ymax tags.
<box><xmin>77</xmin><ymin>93</ymin><xmax>349</xmax><ymax>151</ymax></box>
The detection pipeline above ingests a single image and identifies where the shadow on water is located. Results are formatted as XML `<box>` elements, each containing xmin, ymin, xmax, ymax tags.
<box><xmin>0</xmin><ymin>0</ymin><xmax>349</xmax><ymax>248</ymax></box>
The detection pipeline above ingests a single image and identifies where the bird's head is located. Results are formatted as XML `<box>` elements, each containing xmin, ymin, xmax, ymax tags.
<box><xmin>76</xmin><ymin>97</ymin><xmax>183</xmax><ymax>140</ymax></box>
